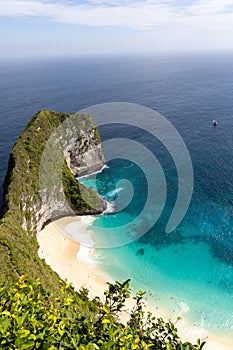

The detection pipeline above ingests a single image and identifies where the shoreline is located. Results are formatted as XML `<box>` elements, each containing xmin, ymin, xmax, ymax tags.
<box><xmin>37</xmin><ymin>216</ymin><xmax>233</xmax><ymax>350</ymax></box>
<box><xmin>37</xmin><ymin>216</ymin><xmax>112</xmax><ymax>299</ymax></box>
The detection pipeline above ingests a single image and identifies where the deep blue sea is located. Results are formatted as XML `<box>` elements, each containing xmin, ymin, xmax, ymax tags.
<box><xmin>0</xmin><ymin>53</ymin><xmax>233</xmax><ymax>336</ymax></box>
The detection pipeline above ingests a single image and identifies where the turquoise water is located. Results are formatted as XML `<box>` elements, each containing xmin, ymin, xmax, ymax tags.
<box><xmin>95</xmin><ymin>240</ymin><xmax>233</xmax><ymax>331</ymax></box>
<box><xmin>80</xmin><ymin>153</ymin><xmax>233</xmax><ymax>335</ymax></box>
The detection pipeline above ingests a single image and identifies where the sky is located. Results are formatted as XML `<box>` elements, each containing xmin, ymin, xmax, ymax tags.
<box><xmin>1</xmin><ymin>0</ymin><xmax>233</xmax><ymax>58</ymax></box>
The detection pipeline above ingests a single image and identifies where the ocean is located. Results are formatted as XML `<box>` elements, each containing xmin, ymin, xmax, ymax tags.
<box><xmin>0</xmin><ymin>53</ymin><xmax>233</xmax><ymax>336</ymax></box>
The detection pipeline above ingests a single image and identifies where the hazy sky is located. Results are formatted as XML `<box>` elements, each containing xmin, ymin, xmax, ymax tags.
<box><xmin>1</xmin><ymin>0</ymin><xmax>233</xmax><ymax>58</ymax></box>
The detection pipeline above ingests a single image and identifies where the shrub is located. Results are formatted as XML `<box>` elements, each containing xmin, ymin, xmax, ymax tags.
<box><xmin>0</xmin><ymin>277</ymin><xmax>206</xmax><ymax>350</ymax></box>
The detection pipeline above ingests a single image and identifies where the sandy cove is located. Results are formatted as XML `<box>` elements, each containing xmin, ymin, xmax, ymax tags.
<box><xmin>37</xmin><ymin>217</ymin><xmax>233</xmax><ymax>350</ymax></box>
<box><xmin>37</xmin><ymin>216</ymin><xmax>111</xmax><ymax>299</ymax></box>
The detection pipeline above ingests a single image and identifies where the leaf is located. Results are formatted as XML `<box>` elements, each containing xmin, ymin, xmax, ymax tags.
<box><xmin>19</xmin><ymin>329</ymin><xmax>30</xmax><ymax>338</ymax></box>
<box><xmin>2</xmin><ymin>311</ymin><xmax>11</xmax><ymax>317</ymax></box>
<box><xmin>18</xmin><ymin>312</ymin><xmax>29</xmax><ymax>327</ymax></box>
<box><xmin>102</xmin><ymin>306</ymin><xmax>110</xmax><ymax>314</ymax></box>
<box><xmin>21</xmin><ymin>340</ymin><xmax>36</xmax><ymax>349</ymax></box>
<box><xmin>201</xmin><ymin>342</ymin><xmax>206</xmax><ymax>350</ymax></box>
<box><xmin>58</xmin><ymin>326</ymin><xmax>65</xmax><ymax>336</ymax></box>
<box><xmin>64</xmin><ymin>297</ymin><xmax>74</xmax><ymax>306</ymax></box>
<box><xmin>0</xmin><ymin>318</ymin><xmax>11</xmax><ymax>333</ymax></box>
<box><xmin>102</xmin><ymin>318</ymin><xmax>111</xmax><ymax>324</ymax></box>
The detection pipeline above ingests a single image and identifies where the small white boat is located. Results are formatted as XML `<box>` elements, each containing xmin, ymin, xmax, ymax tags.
<box><xmin>212</xmin><ymin>120</ymin><xmax>218</xmax><ymax>126</ymax></box>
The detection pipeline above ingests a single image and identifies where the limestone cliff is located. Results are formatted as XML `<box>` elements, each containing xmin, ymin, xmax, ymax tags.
<box><xmin>1</xmin><ymin>110</ymin><xmax>106</xmax><ymax>235</ymax></box>
<box><xmin>65</xmin><ymin>120</ymin><xmax>104</xmax><ymax>177</ymax></box>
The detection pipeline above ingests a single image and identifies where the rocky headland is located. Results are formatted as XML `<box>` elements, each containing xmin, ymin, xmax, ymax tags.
<box><xmin>0</xmin><ymin>110</ymin><xmax>106</xmax><ymax>287</ymax></box>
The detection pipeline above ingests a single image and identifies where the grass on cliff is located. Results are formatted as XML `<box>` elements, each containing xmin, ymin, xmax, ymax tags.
<box><xmin>62</xmin><ymin>161</ymin><xmax>104</xmax><ymax>213</ymax></box>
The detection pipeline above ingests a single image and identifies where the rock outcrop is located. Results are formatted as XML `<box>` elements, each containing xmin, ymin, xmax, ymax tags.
<box><xmin>65</xmin><ymin>120</ymin><xmax>104</xmax><ymax>177</ymax></box>
<box><xmin>1</xmin><ymin>110</ymin><xmax>106</xmax><ymax>235</ymax></box>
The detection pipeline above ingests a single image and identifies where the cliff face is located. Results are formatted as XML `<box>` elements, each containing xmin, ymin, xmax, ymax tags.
<box><xmin>1</xmin><ymin>110</ymin><xmax>106</xmax><ymax>235</ymax></box>
<box><xmin>66</xmin><ymin>122</ymin><xmax>104</xmax><ymax>177</ymax></box>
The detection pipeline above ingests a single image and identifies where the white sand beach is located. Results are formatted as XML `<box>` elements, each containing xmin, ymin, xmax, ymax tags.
<box><xmin>37</xmin><ymin>216</ymin><xmax>112</xmax><ymax>299</ymax></box>
<box><xmin>37</xmin><ymin>217</ymin><xmax>233</xmax><ymax>350</ymax></box>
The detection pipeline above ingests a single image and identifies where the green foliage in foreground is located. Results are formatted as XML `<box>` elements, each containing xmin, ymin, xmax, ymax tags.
<box><xmin>0</xmin><ymin>277</ymin><xmax>206</xmax><ymax>350</ymax></box>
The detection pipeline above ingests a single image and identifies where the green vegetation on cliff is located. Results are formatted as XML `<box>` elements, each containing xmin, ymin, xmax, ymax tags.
<box><xmin>1</xmin><ymin>111</ymin><xmax>67</xmax><ymax>227</ymax></box>
<box><xmin>62</xmin><ymin>162</ymin><xmax>104</xmax><ymax>213</ymax></box>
